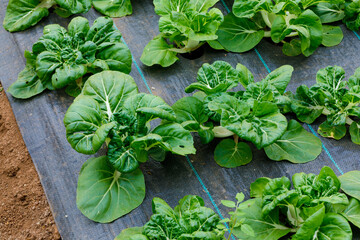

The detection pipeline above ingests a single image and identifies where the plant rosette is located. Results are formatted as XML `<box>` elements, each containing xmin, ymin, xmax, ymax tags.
<box><xmin>214</xmin><ymin>0</ymin><xmax>353</xmax><ymax>57</ymax></box>
<box><xmin>290</xmin><ymin>65</ymin><xmax>360</xmax><ymax>144</ymax></box>
<box><xmin>63</xmin><ymin>70</ymin><xmax>196</xmax><ymax>223</ymax></box>
<box><xmin>140</xmin><ymin>0</ymin><xmax>224</xmax><ymax>67</ymax></box>
<box><xmin>171</xmin><ymin>60</ymin><xmax>322</xmax><ymax>169</ymax></box>
<box><xmin>8</xmin><ymin>16</ymin><xmax>132</xmax><ymax>99</ymax></box>
<box><xmin>3</xmin><ymin>0</ymin><xmax>133</xmax><ymax>32</ymax></box>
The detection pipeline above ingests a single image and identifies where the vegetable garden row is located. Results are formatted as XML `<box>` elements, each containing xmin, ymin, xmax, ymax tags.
<box><xmin>1</xmin><ymin>0</ymin><xmax>360</xmax><ymax>239</ymax></box>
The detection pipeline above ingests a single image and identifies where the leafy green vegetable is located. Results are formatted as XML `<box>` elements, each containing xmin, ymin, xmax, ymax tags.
<box><xmin>77</xmin><ymin>156</ymin><xmax>145</xmax><ymax>223</ymax></box>
<box><xmin>65</xmin><ymin>71</ymin><xmax>195</xmax><ymax>222</ymax></box>
<box><xmin>115</xmin><ymin>195</ymin><xmax>224</xmax><ymax>239</ymax></box>
<box><xmin>264</xmin><ymin>120</ymin><xmax>322</xmax><ymax>163</ymax></box>
<box><xmin>141</xmin><ymin>0</ymin><xmax>224</xmax><ymax>67</ymax></box>
<box><xmin>226</xmin><ymin>167</ymin><xmax>360</xmax><ymax>240</ymax></box>
<box><xmin>340</xmin><ymin>171</ymin><xmax>360</xmax><ymax>200</ymax></box>
<box><xmin>290</xmin><ymin>66</ymin><xmax>360</xmax><ymax>145</ymax></box>
<box><xmin>4</xmin><ymin>0</ymin><xmax>136</xmax><ymax>32</ymax></box>
<box><xmin>216</xmin><ymin>0</ymin><xmax>347</xmax><ymax>57</ymax></box>
<box><xmin>8</xmin><ymin>17</ymin><xmax>132</xmax><ymax>99</ymax></box>
<box><xmin>173</xmin><ymin>61</ymin><xmax>322</xmax><ymax>168</ymax></box>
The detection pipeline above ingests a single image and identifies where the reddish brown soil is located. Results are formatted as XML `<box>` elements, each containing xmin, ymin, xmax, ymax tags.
<box><xmin>0</xmin><ymin>84</ymin><xmax>61</xmax><ymax>240</ymax></box>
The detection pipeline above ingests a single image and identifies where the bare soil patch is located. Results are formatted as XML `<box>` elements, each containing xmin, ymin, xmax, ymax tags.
<box><xmin>0</xmin><ymin>84</ymin><xmax>61</xmax><ymax>240</ymax></box>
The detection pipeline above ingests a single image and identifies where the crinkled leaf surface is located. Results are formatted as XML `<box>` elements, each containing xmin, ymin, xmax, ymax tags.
<box><xmin>77</xmin><ymin>156</ymin><xmax>145</xmax><ymax>223</ymax></box>
<box><xmin>115</xmin><ymin>227</ymin><xmax>147</xmax><ymax>240</ymax></box>
<box><xmin>342</xmin><ymin>198</ymin><xmax>360</xmax><ymax>228</ymax></box>
<box><xmin>93</xmin><ymin>0</ymin><xmax>132</xmax><ymax>17</ymax></box>
<box><xmin>54</xmin><ymin>0</ymin><xmax>91</xmax><ymax>14</ymax></box>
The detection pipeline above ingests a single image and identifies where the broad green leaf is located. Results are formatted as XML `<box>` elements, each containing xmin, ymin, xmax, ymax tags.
<box><xmin>232</xmin><ymin>199</ymin><xmax>291</xmax><ymax>240</ymax></box>
<box><xmin>236</xmin><ymin>63</ymin><xmax>255</xmax><ymax>88</ymax></box>
<box><xmin>221</xmin><ymin>200</ymin><xmax>236</xmax><ymax>208</ymax></box>
<box><xmin>322</xmin><ymin>25</ymin><xmax>343</xmax><ymax>47</ymax></box>
<box><xmin>339</xmin><ymin>171</ymin><xmax>360</xmax><ymax>201</ymax></box>
<box><xmin>123</xmin><ymin>93</ymin><xmax>176</xmax><ymax>122</ymax></box>
<box><xmin>92</xmin><ymin>0</ymin><xmax>132</xmax><ymax>17</ymax></box>
<box><xmin>81</xmin><ymin>71</ymin><xmax>138</xmax><ymax>118</ymax></box>
<box><xmin>312</xmin><ymin>3</ymin><xmax>345</xmax><ymax>23</ymax></box>
<box><xmin>140</xmin><ymin>37</ymin><xmax>179</xmax><ymax>67</ymax></box>
<box><xmin>77</xmin><ymin>156</ymin><xmax>145</xmax><ymax>223</ymax></box>
<box><xmin>152</xmin><ymin>123</ymin><xmax>196</xmax><ymax>155</ymax></box>
<box><xmin>64</xmin><ymin>96</ymin><xmax>115</xmax><ymax>154</ymax></box>
<box><xmin>131</xmin><ymin>134</ymin><xmax>163</xmax><ymax>152</ymax></box>
<box><xmin>315</xmin><ymin>213</ymin><xmax>352</xmax><ymax>240</ymax></box>
<box><xmin>341</xmin><ymin>198</ymin><xmax>360</xmax><ymax>228</ymax></box>
<box><xmin>264</xmin><ymin>65</ymin><xmax>294</xmax><ymax>94</ymax></box>
<box><xmin>350</xmin><ymin>121</ymin><xmax>360</xmax><ymax>144</ymax></box>
<box><xmin>318</xmin><ymin>121</ymin><xmax>346</xmax><ymax>140</ymax></box>
<box><xmin>189</xmin><ymin>0</ymin><xmax>219</xmax><ymax>13</ymax></box>
<box><xmin>115</xmin><ymin>227</ymin><xmax>147</xmax><ymax>240</ymax></box>
<box><xmin>153</xmin><ymin>0</ymin><xmax>190</xmax><ymax>15</ymax></box>
<box><xmin>3</xmin><ymin>0</ymin><xmax>52</xmax><ymax>32</ymax></box>
<box><xmin>318</xmin><ymin>166</ymin><xmax>341</xmax><ymax>190</ymax></box>
<box><xmin>217</xmin><ymin>13</ymin><xmax>264</xmax><ymax>53</ymax></box>
<box><xmin>343</xmin><ymin>0</ymin><xmax>360</xmax><ymax>31</ymax></box>
<box><xmin>8</xmin><ymin>51</ymin><xmax>46</xmax><ymax>99</ymax></box>
<box><xmin>185</xmin><ymin>61</ymin><xmax>240</xmax><ymax>94</ymax></box>
<box><xmin>96</xmin><ymin>42</ymin><xmax>132</xmax><ymax>74</ymax></box>
<box><xmin>214</xmin><ymin>139</ymin><xmax>252</xmax><ymax>168</ymax></box>
<box><xmin>54</xmin><ymin>0</ymin><xmax>91</xmax><ymax>14</ymax></box>
<box><xmin>250</xmin><ymin>177</ymin><xmax>271</xmax><ymax>198</ymax></box>
<box><xmin>51</xmin><ymin>62</ymin><xmax>87</xmax><ymax>89</ymax></box>
<box><xmin>172</xmin><ymin>96</ymin><xmax>208</xmax><ymax>130</ymax></box>
<box><xmin>264</xmin><ymin>120</ymin><xmax>322</xmax><ymax>163</ymax></box>
<box><xmin>292</xmin><ymin>205</ymin><xmax>325</xmax><ymax>240</ymax></box>
<box><xmin>67</xmin><ymin>16</ymin><xmax>90</xmax><ymax>38</ymax></box>
<box><xmin>271</xmin><ymin>15</ymin><xmax>292</xmax><ymax>43</ymax></box>
<box><xmin>152</xmin><ymin>197</ymin><xmax>178</xmax><ymax>218</ymax></box>
<box><xmin>86</xmin><ymin>17</ymin><xmax>122</xmax><ymax>45</ymax></box>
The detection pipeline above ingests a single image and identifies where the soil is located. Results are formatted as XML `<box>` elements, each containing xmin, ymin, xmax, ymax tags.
<box><xmin>0</xmin><ymin>84</ymin><xmax>61</xmax><ymax>240</ymax></box>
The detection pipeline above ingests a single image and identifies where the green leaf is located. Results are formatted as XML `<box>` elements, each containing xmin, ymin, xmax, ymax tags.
<box><xmin>152</xmin><ymin>123</ymin><xmax>196</xmax><ymax>155</ymax></box>
<box><xmin>236</xmin><ymin>63</ymin><xmax>255</xmax><ymax>88</ymax></box>
<box><xmin>264</xmin><ymin>120</ymin><xmax>322</xmax><ymax>163</ymax></box>
<box><xmin>115</xmin><ymin>227</ymin><xmax>147</xmax><ymax>240</ymax></box>
<box><xmin>54</xmin><ymin>0</ymin><xmax>91</xmax><ymax>14</ymax></box>
<box><xmin>282</xmin><ymin>39</ymin><xmax>302</xmax><ymax>56</ymax></box>
<box><xmin>217</xmin><ymin>13</ymin><xmax>264</xmax><ymax>53</ymax></box>
<box><xmin>339</xmin><ymin>171</ymin><xmax>360</xmax><ymax>201</ymax></box>
<box><xmin>140</xmin><ymin>37</ymin><xmax>179</xmax><ymax>67</ymax></box>
<box><xmin>76</xmin><ymin>156</ymin><xmax>145</xmax><ymax>223</ymax></box>
<box><xmin>318</xmin><ymin>121</ymin><xmax>346</xmax><ymax>140</ymax></box>
<box><xmin>315</xmin><ymin>213</ymin><xmax>352</xmax><ymax>240</ymax></box>
<box><xmin>51</xmin><ymin>63</ymin><xmax>87</xmax><ymax>89</ymax></box>
<box><xmin>3</xmin><ymin>0</ymin><xmax>52</xmax><ymax>32</ymax></box>
<box><xmin>290</xmin><ymin>9</ymin><xmax>323</xmax><ymax>56</ymax></box>
<box><xmin>123</xmin><ymin>93</ymin><xmax>176</xmax><ymax>122</ymax></box>
<box><xmin>96</xmin><ymin>42</ymin><xmax>132</xmax><ymax>74</ymax></box>
<box><xmin>86</xmin><ymin>17</ymin><xmax>122</xmax><ymax>45</ymax></box>
<box><xmin>107</xmin><ymin>144</ymin><xmax>140</xmax><ymax>173</ymax></box>
<box><xmin>292</xmin><ymin>205</ymin><xmax>325</xmax><ymax>240</ymax></box>
<box><xmin>343</xmin><ymin>0</ymin><xmax>360</xmax><ymax>31</ymax></box>
<box><xmin>232</xmin><ymin>199</ymin><xmax>291</xmax><ymax>239</ymax></box>
<box><xmin>250</xmin><ymin>177</ymin><xmax>271</xmax><ymax>198</ymax></box>
<box><xmin>312</xmin><ymin>3</ymin><xmax>345</xmax><ymax>23</ymax></box>
<box><xmin>341</xmin><ymin>198</ymin><xmax>360</xmax><ymax>228</ymax></box>
<box><xmin>185</xmin><ymin>61</ymin><xmax>240</xmax><ymax>94</ymax></box>
<box><xmin>232</xmin><ymin>0</ymin><xmax>272</xmax><ymax>18</ymax></box>
<box><xmin>350</xmin><ymin>121</ymin><xmax>360</xmax><ymax>144</ymax></box>
<box><xmin>8</xmin><ymin>51</ymin><xmax>46</xmax><ymax>99</ymax></box>
<box><xmin>64</xmin><ymin>96</ymin><xmax>116</xmax><ymax>154</ymax></box>
<box><xmin>221</xmin><ymin>200</ymin><xmax>236</xmax><ymax>208</ymax></box>
<box><xmin>81</xmin><ymin>71</ymin><xmax>138</xmax><ymax>118</ymax></box>
<box><xmin>264</xmin><ymin>65</ymin><xmax>294</xmax><ymax>94</ymax></box>
<box><xmin>214</xmin><ymin>139</ymin><xmax>252</xmax><ymax>168</ymax></box>
<box><xmin>92</xmin><ymin>0</ymin><xmax>132</xmax><ymax>17</ymax></box>
<box><xmin>322</xmin><ymin>25</ymin><xmax>343</xmax><ymax>47</ymax></box>
<box><xmin>241</xmin><ymin>224</ymin><xmax>255</xmax><ymax>237</ymax></box>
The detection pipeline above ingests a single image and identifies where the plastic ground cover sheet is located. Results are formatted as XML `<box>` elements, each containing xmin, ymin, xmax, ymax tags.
<box><xmin>0</xmin><ymin>0</ymin><xmax>359</xmax><ymax>239</ymax></box>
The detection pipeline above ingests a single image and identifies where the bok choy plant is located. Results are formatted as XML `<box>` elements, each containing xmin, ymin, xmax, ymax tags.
<box><xmin>8</xmin><ymin>17</ymin><xmax>132</xmax><ymax>99</ymax></box>
<box><xmin>290</xmin><ymin>65</ymin><xmax>360</xmax><ymax>144</ymax></box>
<box><xmin>140</xmin><ymin>0</ymin><xmax>224</xmax><ymax>67</ymax></box>
<box><xmin>171</xmin><ymin>61</ymin><xmax>322</xmax><ymax>168</ymax></box>
<box><xmin>215</xmin><ymin>0</ymin><xmax>347</xmax><ymax>56</ymax></box>
<box><xmin>3</xmin><ymin>0</ymin><xmax>133</xmax><ymax>32</ymax></box>
<box><xmin>227</xmin><ymin>167</ymin><xmax>360</xmax><ymax>240</ymax></box>
<box><xmin>64</xmin><ymin>70</ymin><xmax>196</xmax><ymax>223</ymax></box>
